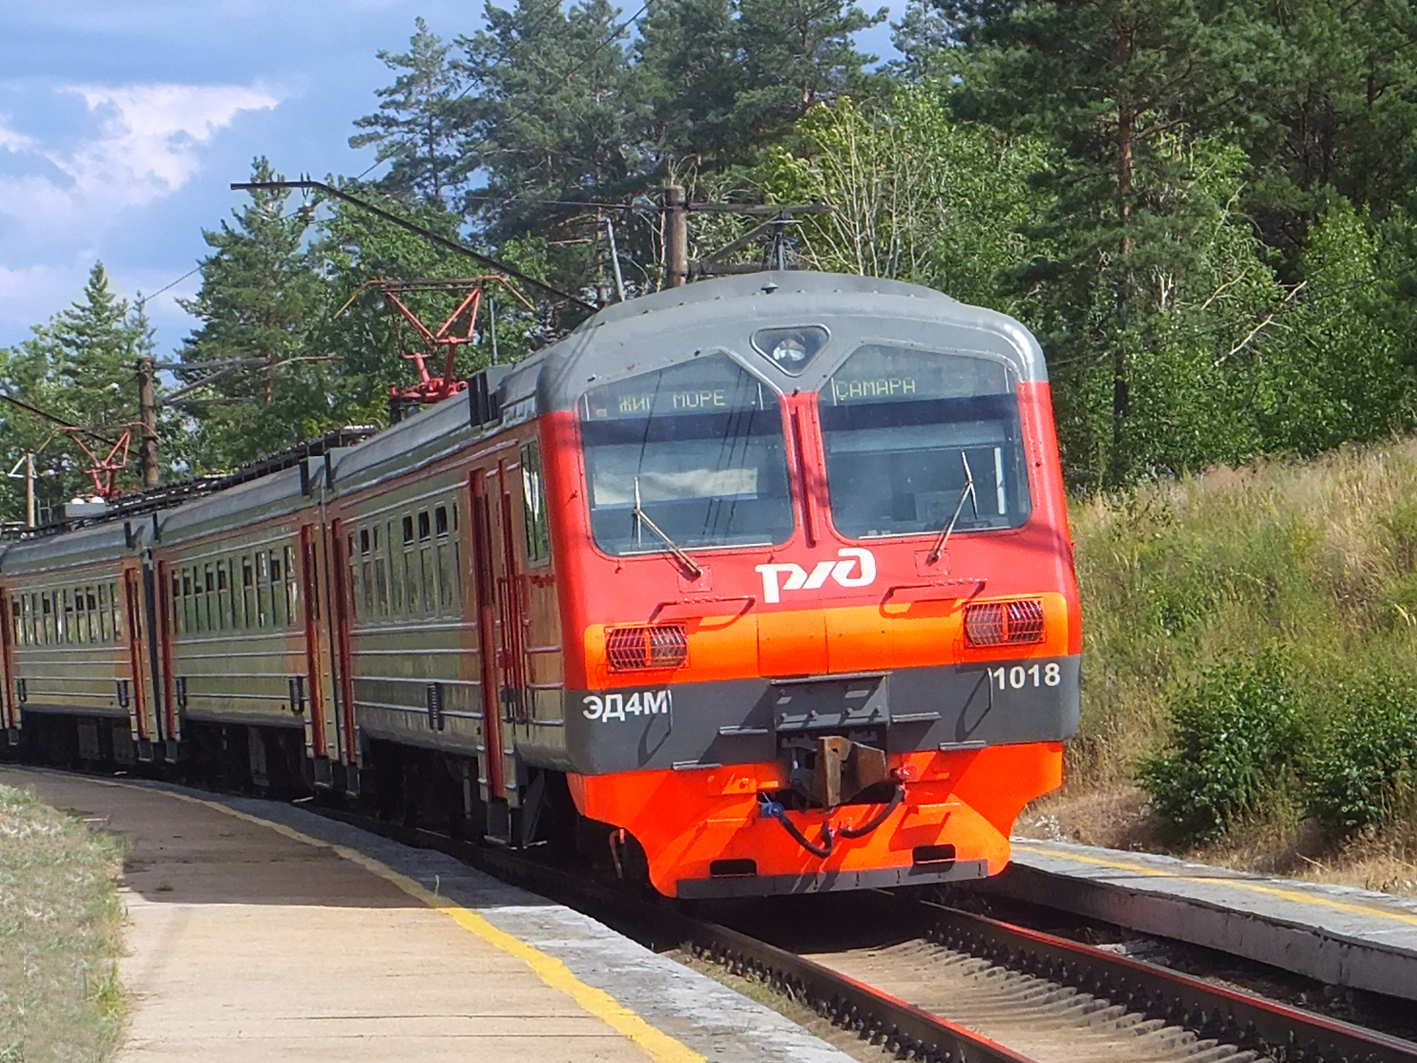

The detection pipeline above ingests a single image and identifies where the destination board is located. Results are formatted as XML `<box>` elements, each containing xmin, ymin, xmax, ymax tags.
<box><xmin>826</xmin><ymin>345</ymin><xmax>1010</xmax><ymax>404</ymax></box>
<box><xmin>583</xmin><ymin>356</ymin><xmax>767</xmax><ymax>420</ymax></box>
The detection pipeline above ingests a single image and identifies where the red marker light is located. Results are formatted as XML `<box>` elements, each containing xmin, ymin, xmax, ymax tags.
<box><xmin>606</xmin><ymin>624</ymin><xmax>689</xmax><ymax>671</ymax></box>
<box><xmin>964</xmin><ymin>599</ymin><xmax>1045</xmax><ymax>647</ymax></box>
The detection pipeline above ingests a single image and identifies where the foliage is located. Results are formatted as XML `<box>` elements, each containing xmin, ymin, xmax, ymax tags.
<box><xmin>349</xmin><ymin>18</ymin><xmax>470</xmax><ymax>203</ymax></box>
<box><xmin>0</xmin><ymin>263</ymin><xmax>161</xmax><ymax>520</ymax></box>
<box><xmin>1138</xmin><ymin>651</ymin><xmax>1303</xmax><ymax>843</ymax></box>
<box><xmin>885</xmin><ymin>0</ymin><xmax>1417</xmax><ymax>491</ymax></box>
<box><xmin>762</xmin><ymin>87</ymin><xmax>1047</xmax><ymax>310</ymax></box>
<box><xmin>175</xmin><ymin>159</ymin><xmax>336</xmax><ymax>472</ymax></box>
<box><xmin>1254</xmin><ymin>202</ymin><xmax>1417</xmax><ymax>455</ymax></box>
<box><xmin>1074</xmin><ymin>441</ymin><xmax>1417</xmax><ymax>851</ymax></box>
<box><xmin>10</xmin><ymin>2</ymin><xmax>1417</xmax><ymax>498</ymax></box>
<box><xmin>1303</xmin><ymin>670</ymin><xmax>1417</xmax><ymax>834</ymax></box>
<box><xmin>1224</xmin><ymin>0</ymin><xmax>1417</xmax><ymax>264</ymax></box>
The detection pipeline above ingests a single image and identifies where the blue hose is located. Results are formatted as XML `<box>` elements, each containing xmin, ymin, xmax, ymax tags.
<box><xmin>758</xmin><ymin>793</ymin><xmax>835</xmax><ymax>857</ymax></box>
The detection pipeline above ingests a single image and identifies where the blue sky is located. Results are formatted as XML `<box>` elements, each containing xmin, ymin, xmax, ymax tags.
<box><xmin>0</xmin><ymin>1</ymin><xmax>903</xmax><ymax>356</ymax></box>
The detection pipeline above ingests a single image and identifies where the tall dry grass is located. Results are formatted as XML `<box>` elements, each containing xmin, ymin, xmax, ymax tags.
<box><xmin>1070</xmin><ymin>439</ymin><xmax>1417</xmax><ymax>793</ymax></box>
<box><xmin>0</xmin><ymin>784</ymin><xmax>125</xmax><ymax>1062</ymax></box>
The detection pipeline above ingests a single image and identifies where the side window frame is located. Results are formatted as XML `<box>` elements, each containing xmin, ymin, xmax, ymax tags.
<box><xmin>520</xmin><ymin>439</ymin><xmax>551</xmax><ymax>567</ymax></box>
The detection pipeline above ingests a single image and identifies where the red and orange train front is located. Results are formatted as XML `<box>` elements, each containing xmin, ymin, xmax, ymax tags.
<box><xmin>538</xmin><ymin>275</ymin><xmax>1079</xmax><ymax>897</ymax></box>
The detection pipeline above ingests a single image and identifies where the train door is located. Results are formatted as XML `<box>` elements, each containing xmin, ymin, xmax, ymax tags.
<box><xmin>153</xmin><ymin>559</ymin><xmax>180</xmax><ymax>748</ymax></box>
<box><xmin>470</xmin><ymin>470</ymin><xmax>511</xmax><ymax>806</ymax></box>
<box><xmin>494</xmin><ymin>461</ymin><xmax>532</xmax><ymax>731</ymax></box>
<box><xmin>298</xmin><ymin>524</ymin><xmax>338</xmax><ymax>769</ymax></box>
<box><xmin>0</xmin><ymin>587</ymin><xmax>16</xmax><ymax>736</ymax></box>
<box><xmin>121</xmin><ymin>565</ymin><xmax>159</xmax><ymax>754</ymax></box>
<box><xmin>326</xmin><ymin>518</ymin><xmax>356</xmax><ymax>769</ymax></box>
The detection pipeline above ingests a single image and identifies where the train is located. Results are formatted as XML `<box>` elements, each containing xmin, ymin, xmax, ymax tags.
<box><xmin>0</xmin><ymin>271</ymin><xmax>1081</xmax><ymax>898</ymax></box>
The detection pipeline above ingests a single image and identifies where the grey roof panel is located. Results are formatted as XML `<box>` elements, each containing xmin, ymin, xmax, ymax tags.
<box><xmin>157</xmin><ymin>464</ymin><xmax>311</xmax><ymax>543</ymax></box>
<box><xmin>2</xmin><ymin>519</ymin><xmax>139</xmax><ymax>572</ymax></box>
<box><xmin>532</xmin><ymin>271</ymin><xmax>1046</xmax><ymax>413</ymax></box>
<box><xmin>0</xmin><ymin>272</ymin><xmax>1049</xmax><ymax>558</ymax></box>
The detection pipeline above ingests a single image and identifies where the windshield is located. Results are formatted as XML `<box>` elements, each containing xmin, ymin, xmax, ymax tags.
<box><xmin>580</xmin><ymin>355</ymin><xmax>794</xmax><ymax>555</ymax></box>
<box><xmin>818</xmin><ymin>344</ymin><xmax>1030</xmax><ymax>540</ymax></box>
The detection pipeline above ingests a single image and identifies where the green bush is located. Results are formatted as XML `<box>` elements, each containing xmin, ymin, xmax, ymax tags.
<box><xmin>1138</xmin><ymin>652</ymin><xmax>1303</xmax><ymax>843</ymax></box>
<box><xmin>1303</xmin><ymin>674</ymin><xmax>1417</xmax><ymax>833</ymax></box>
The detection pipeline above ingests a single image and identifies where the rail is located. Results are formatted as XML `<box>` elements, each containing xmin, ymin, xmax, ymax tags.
<box><xmin>309</xmin><ymin>807</ymin><xmax>1417</xmax><ymax>1063</ymax></box>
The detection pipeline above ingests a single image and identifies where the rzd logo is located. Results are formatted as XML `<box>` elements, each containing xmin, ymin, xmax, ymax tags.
<box><xmin>755</xmin><ymin>548</ymin><xmax>876</xmax><ymax>604</ymax></box>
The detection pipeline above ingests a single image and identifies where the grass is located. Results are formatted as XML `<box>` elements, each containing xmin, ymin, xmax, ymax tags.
<box><xmin>0</xmin><ymin>784</ymin><xmax>126</xmax><ymax>1063</ymax></box>
<box><xmin>1048</xmin><ymin>437</ymin><xmax>1417</xmax><ymax>888</ymax></box>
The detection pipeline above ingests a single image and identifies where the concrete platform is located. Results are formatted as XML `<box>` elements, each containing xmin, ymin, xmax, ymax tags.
<box><xmin>0</xmin><ymin>767</ymin><xmax>856</xmax><ymax>1063</ymax></box>
<box><xmin>990</xmin><ymin>838</ymin><xmax>1417</xmax><ymax>1003</ymax></box>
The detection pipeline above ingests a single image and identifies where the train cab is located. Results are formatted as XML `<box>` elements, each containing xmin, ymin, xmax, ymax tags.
<box><xmin>532</xmin><ymin>272</ymin><xmax>1081</xmax><ymax>896</ymax></box>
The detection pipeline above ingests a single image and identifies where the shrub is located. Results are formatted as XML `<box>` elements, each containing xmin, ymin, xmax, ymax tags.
<box><xmin>1138</xmin><ymin>652</ymin><xmax>1303</xmax><ymax>843</ymax></box>
<box><xmin>1303</xmin><ymin>673</ymin><xmax>1417</xmax><ymax>833</ymax></box>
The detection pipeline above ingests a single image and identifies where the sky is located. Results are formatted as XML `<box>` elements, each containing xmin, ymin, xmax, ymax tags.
<box><xmin>0</xmin><ymin>1</ymin><xmax>905</xmax><ymax>357</ymax></box>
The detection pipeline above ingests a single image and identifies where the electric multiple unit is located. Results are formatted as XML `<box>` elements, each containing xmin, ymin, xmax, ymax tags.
<box><xmin>0</xmin><ymin>272</ymin><xmax>1081</xmax><ymax>898</ymax></box>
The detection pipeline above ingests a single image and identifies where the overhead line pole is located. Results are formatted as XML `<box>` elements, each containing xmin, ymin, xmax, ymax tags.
<box><xmin>137</xmin><ymin>356</ymin><xmax>159</xmax><ymax>488</ymax></box>
<box><xmin>231</xmin><ymin>180</ymin><xmax>596</xmax><ymax>312</ymax></box>
<box><xmin>664</xmin><ymin>185</ymin><xmax>688</xmax><ymax>288</ymax></box>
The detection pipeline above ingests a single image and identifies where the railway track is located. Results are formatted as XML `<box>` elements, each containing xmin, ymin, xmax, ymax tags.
<box><xmin>309</xmin><ymin>806</ymin><xmax>1417</xmax><ymax>1063</ymax></box>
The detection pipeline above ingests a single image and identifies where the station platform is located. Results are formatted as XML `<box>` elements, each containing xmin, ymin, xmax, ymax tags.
<box><xmin>0</xmin><ymin>767</ymin><xmax>856</xmax><ymax>1063</ymax></box>
<box><xmin>990</xmin><ymin>838</ymin><xmax>1417</xmax><ymax>1002</ymax></box>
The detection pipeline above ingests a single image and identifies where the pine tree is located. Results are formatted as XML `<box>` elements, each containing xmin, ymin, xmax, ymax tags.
<box><xmin>635</xmin><ymin>0</ymin><xmax>742</xmax><ymax>171</ymax></box>
<box><xmin>0</xmin><ymin>263</ymin><xmax>155</xmax><ymax>517</ymax></box>
<box><xmin>457</xmin><ymin>0</ymin><xmax>644</xmax><ymax>214</ymax></box>
<box><xmin>177</xmin><ymin>159</ymin><xmax>332</xmax><ymax>471</ymax></box>
<box><xmin>350</xmin><ymin>18</ymin><xmax>470</xmax><ymax>203</ymax></box>
<box><xmin>53</xmin><ymin>262</ymin><xmax>145</xmax><ymax>436</ymax></box>
<box><xmin>1225</xmin><ymin>0</ymin><xmax>1417</xmax><ymax>263</ymax></box>
<box><xmin>732</xmin><ymin>0</ymin><xmax>887</xmax><ymax>145</ymax></box>
<box><xmin>941</xmin><ymin>0</ymin><xmax>1277</xmax><ymax>486</ymax></box>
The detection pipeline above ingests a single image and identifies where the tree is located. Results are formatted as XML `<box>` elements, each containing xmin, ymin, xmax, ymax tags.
<box><xmin>634</xmin><ymin>0</ymin><xmax>742</xmax><ymax>173</ymax></box>
<box><xmin>350</xmin><ymin>18</ymin><xmax>470</xmax><ymax>204</ymax></box>
<box><xmin>306</xmin><ymin>182</ymin><xmax>550</xmax><ymax>424</ymax></box>
<box><xmin>350</xmin><ymin>4</ymin><xmax>893</xmax><ymax>300</ymax></box>
<box><xmin>1255</xmin><ymin>202</ymin><xmax>1417</xmax><ymax>454</ymax></box>
<box><xmin>1228</xmin><ymin>0</ymin><xmax>1417</xmax><ymax>265</ymax></box>
<box><xmin>0</xmin><ymin>263</ymin><xmax>157</xmax><ymax>519</ymax></box>
<box><xmin>53</xmin><ymin>263</ymin><xmax>151</xmax><ymax>439</ymax></box>
<box><xmin>732</xmin><ymin>0</ymin><xmax>887</xmax><ymax>145</ymax></box>
<box><xmin>176</xmin><ymin>159</ymin><xmax>333</xmax><ymax>472</ymax></box>
<box><xmin>934</xmin><ymin>0</ymin><xmax>1278</xmax><ymax>485</ymax></box>
<box><xmin>763</xmin><ymin>87</ymin><xmax>1048</xmax><ymax>309</ymax></box>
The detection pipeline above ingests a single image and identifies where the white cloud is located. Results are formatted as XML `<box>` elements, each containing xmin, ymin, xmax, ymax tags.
<box><xmin>0</xmin><ymin>120</ymin><xmax>37</xmax><ymax>154</ymax></box>
<box><xmin>59</xmin><ymin>83</ymin><xmax>278</xmax><ymax>206</ymax></box>
<box><xmin>0</xmin><ymin>82</ymin><xmax>279</xmax><ymax>231</ymax></box>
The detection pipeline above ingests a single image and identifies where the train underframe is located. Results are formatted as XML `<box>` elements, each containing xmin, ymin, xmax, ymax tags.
<box><xmin>0</xmin><ymin>707</ymin><xmax>1063</xmax><ymax>899</ymax></box>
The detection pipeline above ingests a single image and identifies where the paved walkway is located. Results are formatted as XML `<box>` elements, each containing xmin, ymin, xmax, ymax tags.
<box><xmin>1</xmin><ymin>767</ymin><xmax>855</xmax><ymax>1063</ymax></box>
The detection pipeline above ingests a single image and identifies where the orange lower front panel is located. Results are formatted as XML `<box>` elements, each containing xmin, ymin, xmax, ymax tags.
<box><xmin>567</xmin><ymin>742</ymin><xmax>1064</xmax><ymax>897</ymax></box>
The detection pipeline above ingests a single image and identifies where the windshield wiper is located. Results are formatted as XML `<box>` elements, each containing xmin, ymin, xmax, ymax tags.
<box><xmin>633</xmin><ymin>476</ymin><xmax>704</xmax><ymax>579</ymax></box>
<box><xmin>925</xmin><ymin>452</ymin><xmax>978</xmax><ymax>566</ymax></box>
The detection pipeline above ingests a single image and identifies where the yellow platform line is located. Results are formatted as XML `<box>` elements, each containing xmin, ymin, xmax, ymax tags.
<box><xmin>1014</xmin><ymin>841</ymin><xmax>1417</xmax><ymax>930</ymax></box>
<box><xmin>139</xmin><ymin>785</ymin><xmax>707</xmax><ymax>1063</ymax></box>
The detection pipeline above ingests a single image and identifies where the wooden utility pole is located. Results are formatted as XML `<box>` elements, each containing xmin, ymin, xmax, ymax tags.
<box><xmin>664</xmin><ymin>185</ymin><xmax>688</xmax><ymax>288</ymax></box>
<box><xmin>23</xmin><ymin>453</ymin><xmax>34</xmax><ymax>529</ymax></box>
<box><xmin>136</xmin><ymin>356</ymin><xmax>160</xmax><ymax>488</ymax></box>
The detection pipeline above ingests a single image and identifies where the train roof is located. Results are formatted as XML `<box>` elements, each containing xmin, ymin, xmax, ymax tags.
<box><xmin>156</xmin><ymin>463</ymin><xmax>316</xmax><ymax>545</ymax></box>
<box><xmin>329</xmin><ymin>271</ymin><xmax>1047</xmax><ymax>489</ymax></box>
<box><xmin>528</xmin><ymin>269</ymin><xmax>1045</xmax><ymax>412</ymax></box>
<box><xmin>2</xmin><ymin>518</ymin><xmax>142</xmax><ymax>572</ymax></box>
<box><xmin>0</xmin><ymin>272</ymin><xmax>1050</xmax><ymax>545</ymax></box>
